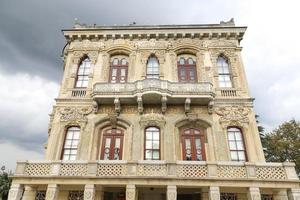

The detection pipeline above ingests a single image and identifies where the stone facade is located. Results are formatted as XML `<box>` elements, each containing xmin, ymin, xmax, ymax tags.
<box><xmin>9</xmin><ymin>20</ymin><xmax>299</xmax><ymax>200</ymax></box>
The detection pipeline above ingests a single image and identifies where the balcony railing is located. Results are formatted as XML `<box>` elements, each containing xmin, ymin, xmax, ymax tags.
<box><xmin>14</xmin><ymin>160</ymin><xmax>298</xmax><ymax>181</ymax></box>
<box><xmin>93</xmin><ymin>79</ymin><xmax>214</xmax><ymax>96</ymax></box>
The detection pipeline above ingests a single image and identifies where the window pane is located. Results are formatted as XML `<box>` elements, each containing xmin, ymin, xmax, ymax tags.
<box><xmin>228</xmin><ymin>132</ymin><xmax>235</xmax><ymax>140</ymax></box>
<box><xmin>230</xmin><ymin>151</ymin><xmax>238</xmax><ymax>160</ymax></box>
<box><xmin>152</xmin><ymin>132</ymin><xmax>159</xmax><ymax>140</ymax></box>
<box><xmin>236</xmin><ymin>141</ymin><xmax>244</xmax><ymax>150</ymax></box>
<box><xmin>112</xmin><ymin>69</ymin><xmax>117</xmax><ymax>76</ymax></box>
<box><xmin>113</xmin><ymin>58</ymin><xmax>119</xmax><ymax>65</ymax></box>
<box><xmin>152</xmin><ymin>151</ymin><xmax>159</xmax><ymax>159</ymax></box>
<box><xmin>145</xmin><ymin>150</ymin><xmax>152</xmax><ymax>160</ymax></box>
<box><xmin>146</xmin><ymin>132</ymin><xmax>152</xmax><ymax>140</ymax></box>
<box><xmin>195</xmin><ymin>138</ymin><xmax>201</xmax><ymax>149</ymax></box>
<box><xmin>179</xmin><ymin>58</ymin><xmax>185</xmax><ymax>64</ymax></box>
<box><xmin>146</xmin><ymin>141</ymin><xmax>152</xmax><ymax>149</ymax></box>
<box><xmin>121</xmin><ymin>69</ymin><xmax>126</xmax><ymax>76</ymax></box>
<box><xmin>234</xmin><ymin>132</ymin><xmax>242</xmax><ymax>140</ymax></box>
<box><xmin>238</xmin><ymin>151</ymin><xmax>245</xmax><ymax>161</ymax></box>
<box><xmin>229</xmin><ymin>141</ymin><xmax>237</xmax><ymax>150</ymax></box>
<box><xmin>152</xmin><ymin>141</ymin><xmax>159</xmax><ymax>149</ymax></box>
<box><xmin>188</xmin><ymin>58</ymin><xmax>194</xmax><ymax>65</ymax></box>
<box><xmin>121</xmin><ymin>59</ymin><xmax>127</xmax><ymax>65</ymax></box>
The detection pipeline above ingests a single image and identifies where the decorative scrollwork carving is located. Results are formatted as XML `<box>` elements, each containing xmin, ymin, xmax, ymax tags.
<box><xmin>140</xmin><ymin>113</ymin><xmax>166</xmax><ymax>128</ymax></box>
<box><xmin>59</xmin><ymin>107</ymin><xmax>93</xmax><ymax>123</ymax></box>
<box><xmin>214</xmin><ymin>106</ymin><xmax>249</xmax><ymax>128</ymax></box>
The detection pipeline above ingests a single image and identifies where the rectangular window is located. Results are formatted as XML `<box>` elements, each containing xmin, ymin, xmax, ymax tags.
<box><xmin>145</xmin><ymin>127</ymin><xmax>160</xmax><ymax>160</ymax></box>
<box><xmin>62</xmin><ymin>127</ymin><xmax>80</xmax><ymax>160</ymax></box>
<box><xmin>227</xmin><ymin>128</ymin><xmax>246</xmax><ymax>161</ymax></box>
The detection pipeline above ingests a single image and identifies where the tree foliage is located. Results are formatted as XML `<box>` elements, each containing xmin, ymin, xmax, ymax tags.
<box><xmin>0</xmin><ymin>166</ymin><xmax>12</xmax><ymax>200</ymax></box>
<box><xmin>262</xmin><ymin>119</ymin><xmax>300</xmax><ymax>176</ymax></box>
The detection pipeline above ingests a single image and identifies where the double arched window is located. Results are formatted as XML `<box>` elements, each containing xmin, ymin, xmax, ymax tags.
<box><xmin>100</xmin><ymin>128</ymin><xmax>124</xmax><ymax>160</ymax></box>
<box><xmin>217</xmin><ymin>56</ymin><xmax>232</xmax><ymax>87</ymax></box>
<box><xmin>109</xmin><ymin>57</ymin><xmax>128</xmax><ymax>83</ymax></box>
<box><xmin>227</xmin><ymin>127</ymin><xmax>246</xmax><ymax>161</ymax></box>
<box><xmin>178</xmin><ymin>57</ymin><xmax>197</xmax><ymax>82</ymax></box>
<box><xmin>144</xmin><ymin>127</ymin><xmax>160</xmax><ymax>160</ymax></box>
<box><xmin>181</xmin><ymin>128</ymin><xmax>206</xmax><ymax>161</ymax></box>
<box><xmin>62</xmin><ymin>127</ymin><xmax>80</xmax><ymax>160</ymax></box>
<box><xmin>146</xmin><ymin>56</ymin><xmax>159</xmax><ymax>79</ymax></box>
<box><xmin>75</xmin><ymin>57</ymin><xmax>91</xmax><ymax>88</ymax></box>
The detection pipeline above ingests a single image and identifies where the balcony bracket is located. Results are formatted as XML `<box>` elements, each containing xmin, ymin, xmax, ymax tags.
<box><xmin>161</xmin><ymin>95</ymin><xmax>167</xmax><ymax>114</ymax></box>
<box><xmin>92</xmin><ymin>100</ymin><xmax>99</xmax><ymax>114</ymax></box>
<box><xmin>208</xmin><ymin>100</ymin><xmax>214</xmax><ymax>114</ymax></box>
<box><xmin>114</xmin><ymin>98</ymin><xmax>121</xmax><ymax>115</ymax></box>
<box><xmin>185</xmin><ymin>98</ymin><xmax>191</xmax><ymax>113</ymax></box>
<box><xmin>137</xmin><ymin>95</ymin><xmax>143</xmax><ymax>115</ymax></box>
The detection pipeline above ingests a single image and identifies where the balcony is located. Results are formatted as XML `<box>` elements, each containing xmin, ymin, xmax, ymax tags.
<box><xmin>14</xmin><ymin>160</ymin><xmax>298</xmax><ymax>182</ymax></box>
<box><xmin>92</xmin><ymin>79</ymin><xmax>214</xmax><ymax>105</ymax></box>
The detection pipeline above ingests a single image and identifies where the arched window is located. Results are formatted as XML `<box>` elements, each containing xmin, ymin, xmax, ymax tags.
<box><xmin>100</xmin><ymin>128</ymin><xmax>124</xmax><ymax>160</ymax></box>
<box><xmin>178</xmin><ymin>57</ymin><xmax>197</xmax><ymax>82</ymax></box>
<box><xmin>62</xmin><ymin>127</ymin><xmax>80</xmax><ymax>160</ymax></box>
<box><xmin>146</xmin><ymin>56</ymin><xmax>159</xmax><ymax>79</ymax></box>
<box><xmin>217</xmin><ymin>56</ymin><xmax>232</xmax><ymax>87</ymax></box>
<box><xmin>75</xmin><ymin>57</ymin><xmax>91</xmax><ymax>88</ymax></box>
<box><xmin>227</xmin><ymin>127</ymin><xmax>246</xmax><ymax>161</ymax></box>
<box><xmin>181</xmin><ymin>128</ymin><xmax>206</xmax><ymax>161</ymax></box>
<box><xmin>144</xmin><ymin>127</ymin><xmax>160</xmax><ymax>160</ymax></box>
<box><xmin>109</xmin><ymin>57</ymin><xmax>128</xmax><ymax>83</ymax></box>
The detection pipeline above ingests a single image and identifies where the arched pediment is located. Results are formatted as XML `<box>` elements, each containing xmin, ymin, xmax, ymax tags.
<box><xmin>175</xmin><ymin>115</ymin><xmax>212</xmax><ymax>129</ymax></box>
<box><xmin>94</xmin><ymin>114</ymin><xmax>131</xmax><ymax>130</ymax></box>
<box><xmin>106</xmin><ymin>46</ymin><xmax>132</xmax><ymax>56</ymax></box>
<box><xmin>174</xmin><ymin>46</ymin><xmax>200</xmax><ymax>56</ymax></box>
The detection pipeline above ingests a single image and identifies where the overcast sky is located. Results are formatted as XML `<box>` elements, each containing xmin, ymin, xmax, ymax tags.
<box><xmin>0</xmin><ymin>0</ymin><xmax>300</xmax><ymax>170</ymax></box>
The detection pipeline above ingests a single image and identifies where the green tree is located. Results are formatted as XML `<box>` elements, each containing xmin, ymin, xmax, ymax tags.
<box><xmin>263</xmin><ymin>119</ymin><xmax>300</xmax><ymax>176</ymax></box>
<box><xmin>0</xmin><ymin>166</ymin><xmax>12</xmax><ymax>200</ymax></box>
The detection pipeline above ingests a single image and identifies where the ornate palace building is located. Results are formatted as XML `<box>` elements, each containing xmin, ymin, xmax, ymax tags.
<box><xmin>8</xmin><ymin>20</ymin><xmax>300</xmax><ymax>200</ymax></box>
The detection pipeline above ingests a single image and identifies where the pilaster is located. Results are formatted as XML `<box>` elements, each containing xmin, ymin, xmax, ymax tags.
<box><xmin>288</xmin><ymin>189</ymin><xmax>300</xmax><ymax>200</ymax></box>
<box><xmin>45</xmin><ymin>184</ymin><xmax>59</xmax><ymax>200</ymax></box>
<box><xmin>167</xmin><ymin>185</ymin><xmax>177</xmax><ymax>200</ymax></box>
<box><xmin>8</xmin><ymin>184</ymin><xmax>23</xmax><ymax>200</ymax></box>
<box><xmin>274</xmin><ymin>189</ymin><xmax>288</xmax><ymax>200</ymax></box>
<box><xmin>126</xmin><ymin>184</ymin><xmax>137</xmax><ymax>200</ymax></box>
<box><xmin>247</xmin><ymin>187</ymin><xmax>261</xmax><ymax>200</ymax></box>
<box><xmin>209</xmin><ymin>186</ymin><xmax>220</xmax><ymax>200</ymax></box>
<box><xmin>22</xmin><ymin>186</ymin><xmax>37</xmax><ymax>200</ymax></box>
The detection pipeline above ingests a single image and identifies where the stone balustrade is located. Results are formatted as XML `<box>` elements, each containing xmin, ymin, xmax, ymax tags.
<box><xmin>93</xmin><ymin>79</ymin><xmax>214</xmax><ymax>97</ymax></box>
<box><xmin>14</xmin><ymin>160</ymin><xmax>298</xmax><ymax>181</ymax></box>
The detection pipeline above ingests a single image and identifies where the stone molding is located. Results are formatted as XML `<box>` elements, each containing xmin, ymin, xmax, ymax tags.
<box><xmin>139</xmin><ymin>113</ymin><xmax>166</xmax><ymax>128</ymax></box>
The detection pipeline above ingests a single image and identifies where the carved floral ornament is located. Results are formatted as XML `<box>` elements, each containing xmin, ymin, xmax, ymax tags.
<box><xmin>140</xmin><ymin>50</ymin><xmax>166</xmax><ymax>64</ymax></box>
<box><xmin>209</xmin><ymin>48</ymin><xmax>237</xmax><ymax>64</ymax></box>
<box><xmin>214</xmin><ymin>106</ymin><xmax>250</xmax><ymax>128</ymax></box>
<box><xmin>139</xmin><ymin>113</ymin><xmax>166</xmax><ymax>128</ymax></box>
<box><xmin>59</xmin><ymin>107</ymin><xmax>93</xmax><ymax>124</ymax></box>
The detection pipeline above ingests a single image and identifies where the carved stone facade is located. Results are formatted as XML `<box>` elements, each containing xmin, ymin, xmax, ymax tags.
<box><xmin>9</xmin><ymin>22</ymin><xmax>299</xmax><ymax>200</ymax></box>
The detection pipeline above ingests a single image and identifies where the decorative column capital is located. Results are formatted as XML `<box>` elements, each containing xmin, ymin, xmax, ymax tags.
<box><xmin>126</xmin><ymin>184</ymin><xmax>136</xmax><ymax>200</ymax></box>
<box><xmin>247</xmin><ymin>187</ymin><xmax>261</xmax><ymax>200</ymax></box>
<box><xmin>167</xmin><ymin>185</ymin><xmax>177</xmax><ymax>200</ymax></box>
<box><xmin>84</xmin><ymin>184</ymin><xmax>95</xmax><ymax>200</ymax></box>
<box><xmin>8</xmin><ymin>184</ymin><xmax>23</xmax><ymax>200</ymax></box>
<box><xmin>46</xmin><ymin>184</ymin><xmax>59</xmax><ymax>200</ymax></box>
<box><xmin>209</xmin><ymin>186</ymin><xmax>220</xmax><ymax>200</ymax></box>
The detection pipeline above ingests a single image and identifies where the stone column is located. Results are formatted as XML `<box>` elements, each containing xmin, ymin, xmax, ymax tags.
<box><xmin>167</xmin><ymin>185</ymin><xmax>177</xmax><ymax>200</ymax></box>
<box><xmin>288</xmin><ymin>189</ymin><xmax>300</xmax><ymax>200</ymax></box>
<box><xmin>126</xmin><ymin>184</ymin><xmax>137</xmax><ymax>200</ymax></box>
<box><xmin>209</xmin><ymin>186</ymin><xmax>220</xmax><ymax>200</ymax></box>
<box><xmin>45</xmin><ymin>184</ymin><xmax>59</xmax><ymax>200</ymax></box>
<box><xmin>247</xmin><ymin>187</ymin><xmax>261</xmax><ymax>200</ymax></box>
<box><xmin>22</xmin><ymin>186</ymin><xmax>37</xmax><ymax>200</ymax></box>
<box><xmin>8</xmin><ymin>184</ymin><xmax>23</xmax><ymax>200</ymax></box>
<box><xmin>274</xmin><ymin>189</ymin><xmax>288</xmax><ymax>200</ymax></box>
<box><xmin>84</xmin><ymin>184</ymin><xmax>95</xmax><ymax>200</ymax></box>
